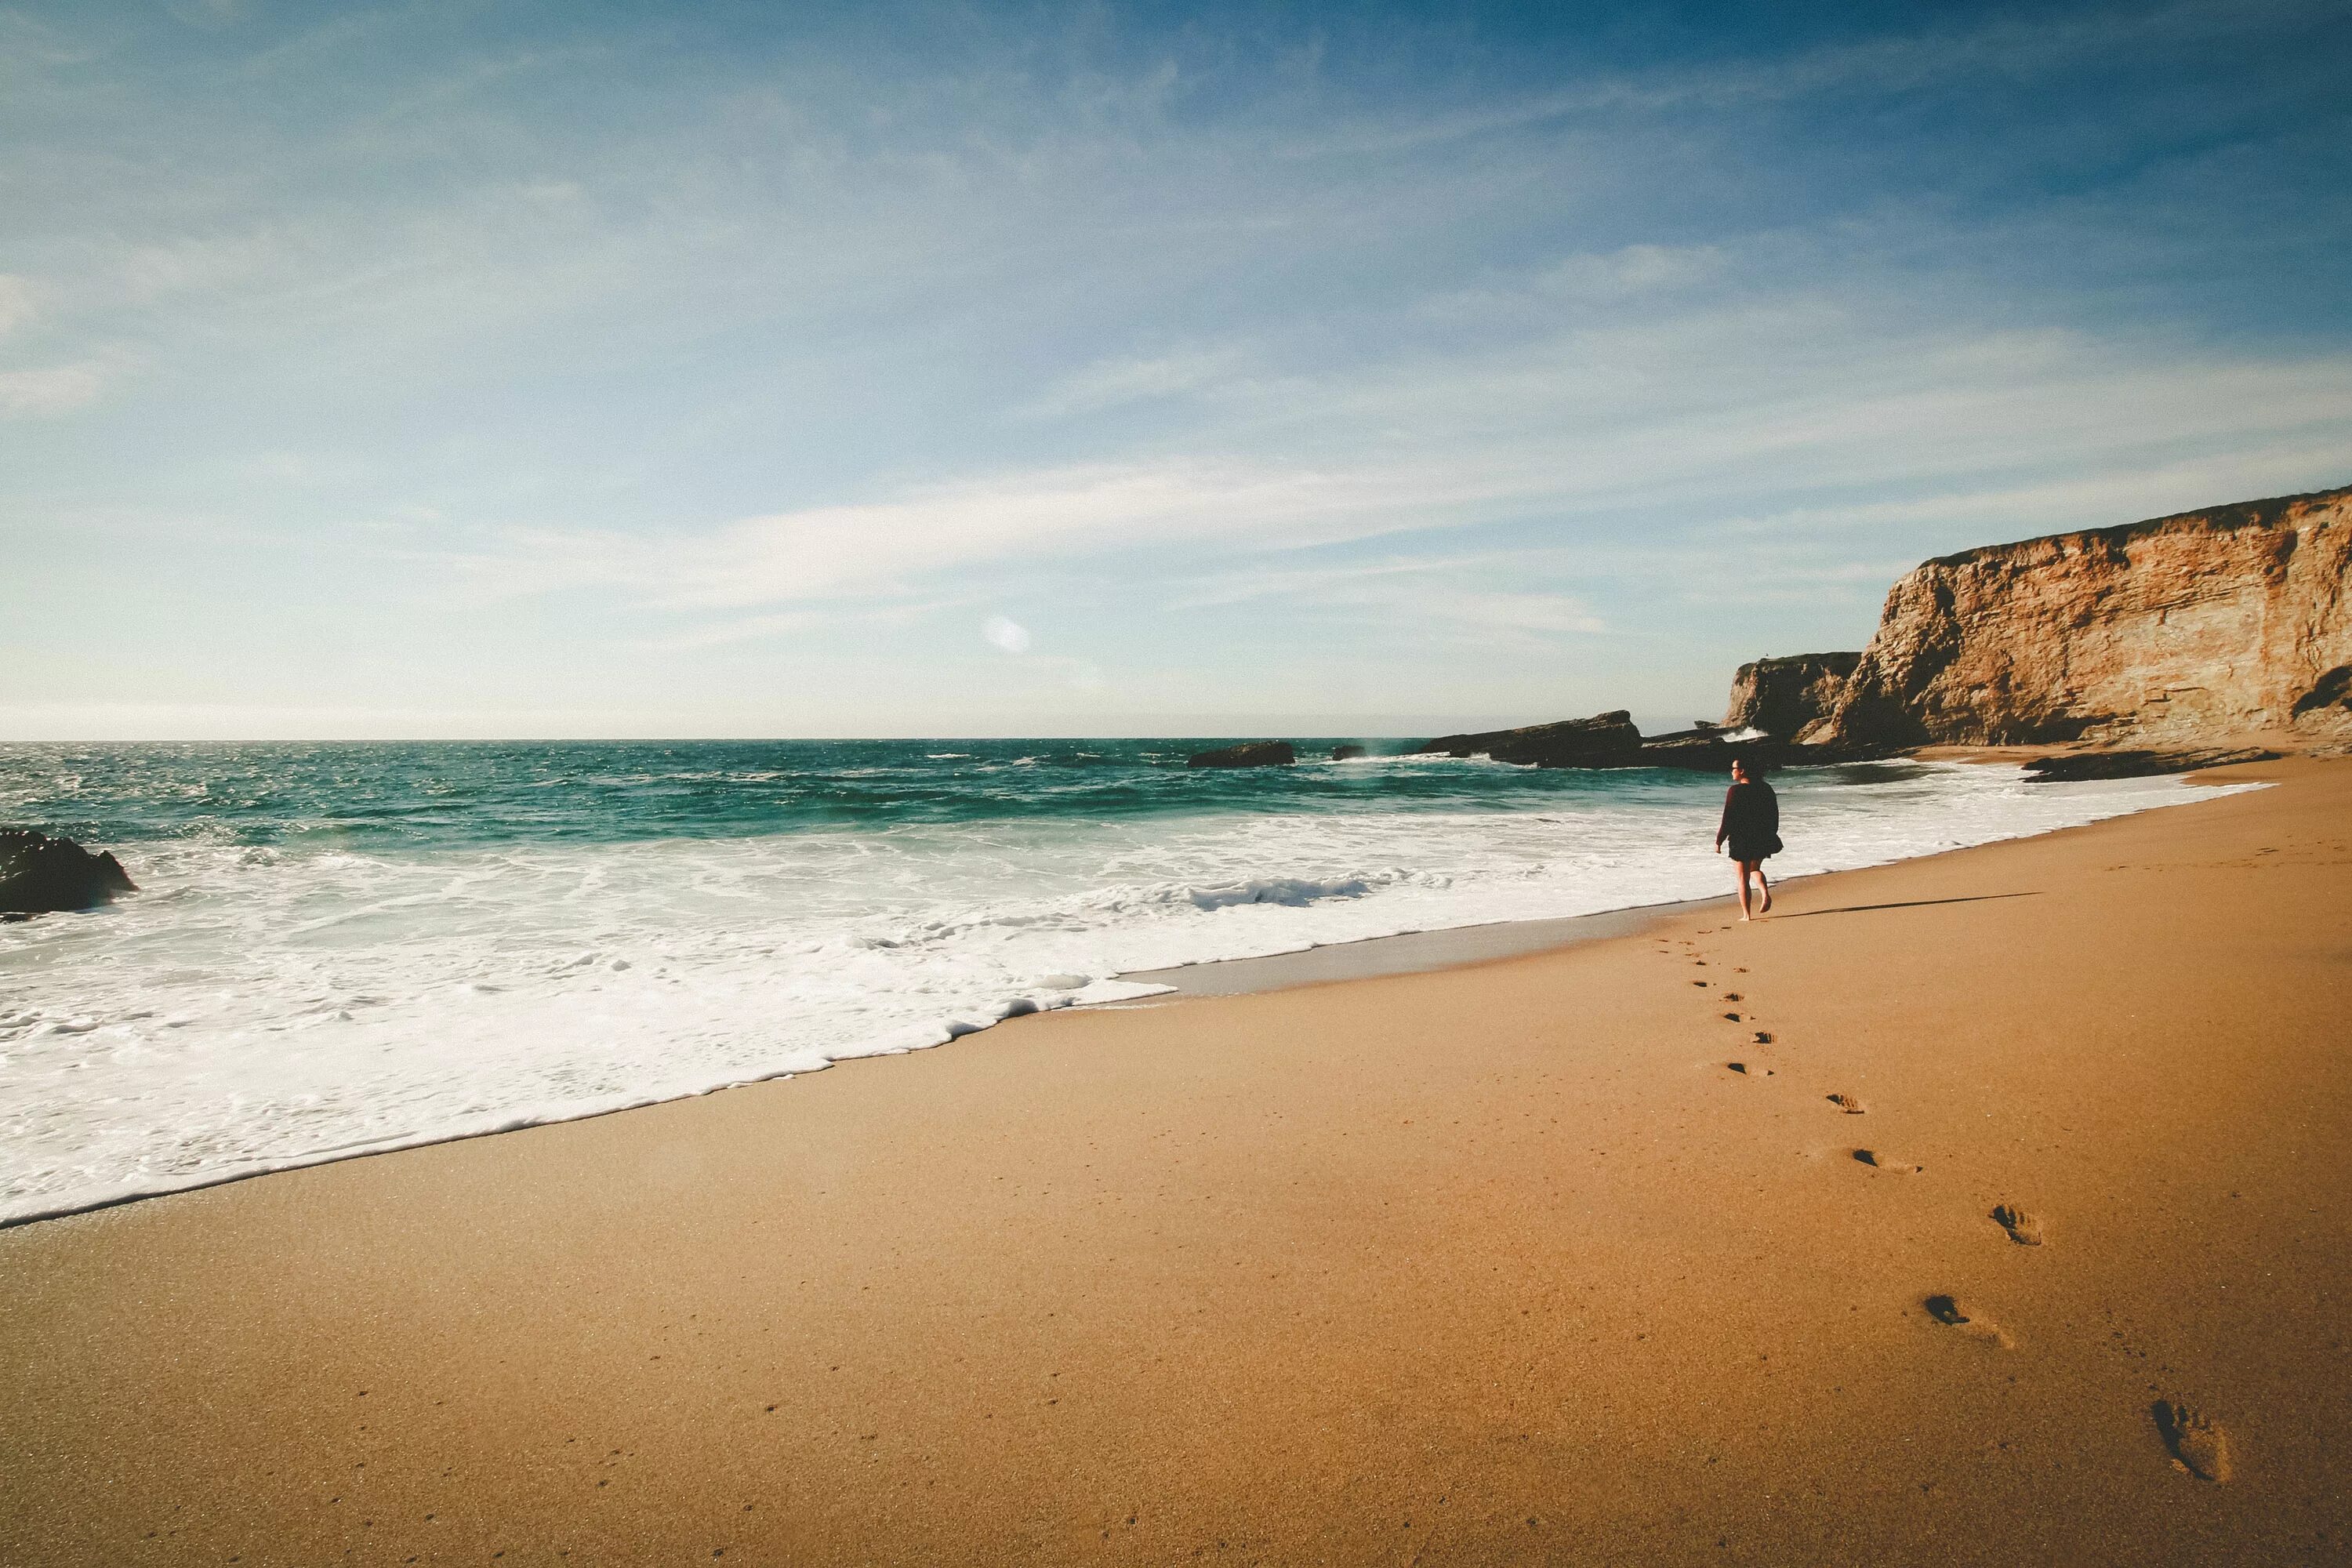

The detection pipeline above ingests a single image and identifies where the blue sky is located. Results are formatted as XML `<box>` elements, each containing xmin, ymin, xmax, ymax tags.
<box><xmin>4</xmin><ymin>0</ymin><xmax>2348</xmax><ymax>739</ymax></box>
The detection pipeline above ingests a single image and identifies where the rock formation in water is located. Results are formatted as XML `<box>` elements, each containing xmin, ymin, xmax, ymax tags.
<box><xmin>1633</xmin><ymin>728</ymin><xmax>1757</xmax><ymax>771</ymax></box>
<box><xmin>1820</xmin><ymin>485</ymin><xmax>2352</xmax><ymax>748</ymax></box>
<box><xmin>1330</xmin><ymin>744</ymin><xmax>1369</xmax><ymax>760</ymax></box>
<box><xmin>1187</xmin><ymin>741</ymin><xmax>1297</xmax><ymax>769</ymax></box>
<box><xmin>0</xmin><ymin>829</ymin><xmax>138</xmax><ymax>916</ymax></box>
<box><xmin>1417</xmin><ymin>711</ymin><xmax>1645</xmax><ymax>768</ymax></box>
<box><xmin>1414</xmin><ymin>713</ymin><xmax>1846</xmax><ymax>772</ymax></box>
<box><xmin>2022</xmin><ymin>747</ymin><xmax>2277</xmax><ymax>782</ymax></box>
<box><xmin>1723</xmin><ymin>653</ymin><xmax>1861</xmax><ymax>739</ymax></box>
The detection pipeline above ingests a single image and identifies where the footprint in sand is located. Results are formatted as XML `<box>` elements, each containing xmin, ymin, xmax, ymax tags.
<box><xmin>2153</xmin><ymin>1402</ymin><xmax>2232</xmax><ymax>1481</ymax></box>
<box><xmin>1826</xmin><ymin>1093</ymin><xmax>1866</xmax><ymax>1114</ymax></box>
<box><xmin>1722</xmin><ymin>1011</ymin><xmax>1744</xmax><ymax>1022</ymax></box>
<box><xmin>1989</xmin><ymin>1204</ymin><xmax>2044</xmax><ymax>1246</ymax></box>
<box><xmin>1726</xmin><ymin>1062</ymin><xmax>1773</xmax><ymax>1076</ymax></box>
<box><xmin>1721</xmin><ymin>992</ymin><xmax>1743</xmax><ymax>1002</ymax></box>
<box><xmin>1751</xmin><ymin>1031</ymin><xmax>1773</xmax><ymax>1045</ymax></box>
<box><xmin>1922</xmin><ymin>1294</ymin><xmax>2012</xmax><ymax>1347</ymax></box>
<box><xmin>1852</xmin><ymin>1148</ymin><xmax>1922</xmax><ymax>1174</ymax></box>
<box><xmin>1692</xmin><ymin>980</ymin><xmax>1709</xmax><ymax>988</ymax></box>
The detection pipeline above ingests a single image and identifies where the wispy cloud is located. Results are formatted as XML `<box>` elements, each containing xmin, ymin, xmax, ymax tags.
<box><xmin>0</xmin><ymin>363</ymin><xmax>104</xmax><ymax>416</ymax></box>
<box><xmin>0</xmin><ymin>275</ymin><xmax>37</xmax><ymax>338</ymax></box>
<box><xmin>1275</xmin><ymin>0</ymin><xmax>2338</xmax><ymax>159</ymax></box>
<box><xmin>2</xmin><ymin>1</ymin><xmax>2347</xmax><ymax>736</ymax></box>
<box><xmin>432</xmin><ymin>318</ymin><xmax>2352</xmax><ymax>626</ymax></box>
<box><xmin>165</xmin><ymin>0</ymin><xmax>250</xmax><ymax>32</ymax></box>
<box><xmin>1016</xmin><ymin>345</ymin><xmax>1258</xmax><ymax>419</ymax></box>
<box><xmin>650</xmin><ymin>460</ymin><xmax>1524</xmax><ymax>608</ymax></box>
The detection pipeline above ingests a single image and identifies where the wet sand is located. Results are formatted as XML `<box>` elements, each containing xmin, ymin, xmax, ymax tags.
<box><xmin>1126</xmin><ymin>900</ymin><xmax>1693</xmax><ymax>996</ymax></box>
<box><xmin>4</xmin><ymin>759</ymin><xmax>2349</xmax><ymax>1565</ymax></box>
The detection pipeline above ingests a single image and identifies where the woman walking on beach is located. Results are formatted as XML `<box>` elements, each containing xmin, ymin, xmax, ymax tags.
<box><xmin>1715</xmin><ymin>756</ymin><xmax>1781</xmax><ymax>921</ymax></box>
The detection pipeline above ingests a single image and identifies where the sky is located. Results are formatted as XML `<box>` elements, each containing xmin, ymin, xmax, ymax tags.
<box><xmin>3</xmin><ymin>0</ymin><xmax>2349</xmax><ymax>740</ymax></box>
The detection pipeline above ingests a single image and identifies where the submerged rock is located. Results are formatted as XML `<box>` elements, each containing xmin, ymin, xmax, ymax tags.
<box><xmin>1187</xmin><ymin>741</ymin><xmax>1297</xmax><ymax>769</ymax></box>
<box><xmin>0</xmin><ymin>829</ymin><xmax>138</xmax><ymax>916</ymax></box>
<box><xmin>1330</xmin><ymin>743</ymin><xmax>1369</xmax><ymax>760</ymax></box>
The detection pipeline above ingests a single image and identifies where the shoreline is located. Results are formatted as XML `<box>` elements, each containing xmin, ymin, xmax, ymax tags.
<box><xmin>1117</xmin><ymin>755</ymin><xmax>2273</xmax><ymax>998</ymax></box>
<box><xmin>1120</xmin><ymin>897</ymin><xmax>1703</xmax><ymax>996</ymax></box>
<box><xmin>1</xmin><ymin>764</ymin><xmax>2249</xmax><ymax>1231</ymax></box>
<box><xmin>4</xmin><ymin>756</ymin><xmax>2346</xmax><ymax>1563</ymax></box>
<box><xmin>0</xmin><ymin>897</ymin><xmax>1719</xmax><ymax>1231</ymax></box>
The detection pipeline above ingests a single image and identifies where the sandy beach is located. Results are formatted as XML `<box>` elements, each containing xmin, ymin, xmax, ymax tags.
<box><xmin>5</xmin><ymin>757</ymin><xmax>2348</xmax><ymax>1565</ymax></box>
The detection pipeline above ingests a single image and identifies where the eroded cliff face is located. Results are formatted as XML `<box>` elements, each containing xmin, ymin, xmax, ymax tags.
<box><xmin>1823</xmin><ymin>485</ymin><xmax>2352</xmax><ymax>748</ymax></box>
<box><xmin>1723</xmin><ymin>653</ymin><xmax>1860</xmax><ymax>737</ymax></box>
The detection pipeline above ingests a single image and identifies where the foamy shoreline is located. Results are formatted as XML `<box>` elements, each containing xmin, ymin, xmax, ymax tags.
<box><xmin>2</xmin><ymin>763</ymin><xmax>2259</xmax><ymax>1228</ymax></box>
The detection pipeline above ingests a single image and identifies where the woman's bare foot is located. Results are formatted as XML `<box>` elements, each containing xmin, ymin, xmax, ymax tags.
<box><xmin>1758</xmin><ymin>884</ymin><xmax>1772</xmax><ymax>914</ymax></box>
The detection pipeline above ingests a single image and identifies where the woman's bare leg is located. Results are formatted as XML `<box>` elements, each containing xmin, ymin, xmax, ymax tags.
<box><xmin>1734</xmin><ymin>859</ymin><xmax>1755</xmax><ymax>920</ymax></box>
<box><xmin>1755</xmin><ymin>864</ymin><xmax>1772</xmax><ymax>914</ymax></box>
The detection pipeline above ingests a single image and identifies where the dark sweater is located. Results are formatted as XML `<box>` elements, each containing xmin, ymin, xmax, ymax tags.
<box><xmin>1716</xmin><ymin>779</ymin><xmax>1780</xmax><ymax>856</ymax></box>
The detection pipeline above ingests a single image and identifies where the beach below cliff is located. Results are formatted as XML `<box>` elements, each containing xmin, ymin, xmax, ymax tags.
<box><xmin>5</xmin><ymin>757</ymin><xmax>2348</xmax><ymax>1565</ymax></box>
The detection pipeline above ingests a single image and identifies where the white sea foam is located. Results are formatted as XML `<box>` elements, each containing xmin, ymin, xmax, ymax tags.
<box><xmin>0</xmin><ymin>763</ymin><xmax>2252</xmax><ymax>1223</ymax></box>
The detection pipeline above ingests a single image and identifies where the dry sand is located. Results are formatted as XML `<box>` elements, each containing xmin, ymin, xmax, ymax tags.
<box><xmin>5</xmin><ymin>759</ymin><xmax>2350</xmax><ymax>1565</ymax></box>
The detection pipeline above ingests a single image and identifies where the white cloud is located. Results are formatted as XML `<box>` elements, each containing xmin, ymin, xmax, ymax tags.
<box><xmin>656</xmin><ymin>459</ymin><xmax>1521</xmax><ymax>609</ymax></box>
<box><xmin>1017</xmin><ymin>346</ymin><xmax>1257</xmax><ymax>419</ymax></box>
<box><xmin>1172</xmin><ymin>556</ymin><xmax>1606</xmax><ymax>637</ymax></box>
<box><xmin>423</xmin><ymin>318</ymin><xmax>2352</xmax><ymax>633</ymax></box>
<box><xmin>0</xmin><ymin>364</ymin><xmax>103</xmax><ymax>416</ymax></box>
<box><xmin>982</xmin><ymin>615</ymin><xmax>1032</xmax><ymax>653</ymax></box>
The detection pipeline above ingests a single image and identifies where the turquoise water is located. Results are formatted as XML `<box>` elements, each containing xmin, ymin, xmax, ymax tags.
<box><xmin>0</xmin><ymin>741</ymin><xmax>2243</xmax><ymax>1225</ymax></box>
<box><xmin>2</xmin><ymin>739</ymin><xmax>1773</xmax><ymax>848</ymax></box>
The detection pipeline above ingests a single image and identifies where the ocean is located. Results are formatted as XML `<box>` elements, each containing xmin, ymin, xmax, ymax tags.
<box><xmin>0</xmin><ymin>739</ymin><xmax>2248</xmax><ymax>1225</ymax></box>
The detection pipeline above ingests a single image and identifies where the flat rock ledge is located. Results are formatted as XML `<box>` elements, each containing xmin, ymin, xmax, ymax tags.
<box><xmin>2023</xmin><ymin>748</ymin><xmax>2278</xmax><ymax>782</ymax></box>
<box><xmin>1187</xmin><ymin>742</ymin><xmax>1297</xmax><ymax>769</ymax></box>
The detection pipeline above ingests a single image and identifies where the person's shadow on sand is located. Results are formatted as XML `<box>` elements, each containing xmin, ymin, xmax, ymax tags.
<box><xmin>1777</xmin><ymin>891</ymin><xmax>2042</xmax><ymax>919</ymax></box>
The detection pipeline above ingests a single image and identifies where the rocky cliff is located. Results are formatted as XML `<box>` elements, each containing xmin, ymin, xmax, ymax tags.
<box><xmin>1723</xmin><ymin>653</ymin><xmax>1860</xmax><ymax>738</ymax></box>
<box><xmin>1820</xmin><ymin>485</ymin><xmax>2352</xmax><ymax>748</ymax></box>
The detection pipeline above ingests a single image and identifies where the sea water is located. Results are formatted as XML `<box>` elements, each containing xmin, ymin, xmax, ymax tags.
<box><xmin>0</xmin><ymin>740</ymin><xmax>2249</xmax><ymax>1223</ymax></box>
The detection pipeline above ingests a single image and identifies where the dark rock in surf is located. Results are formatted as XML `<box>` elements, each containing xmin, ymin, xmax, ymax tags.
<box><xmin>2023</xmin><ymin>747</ymin><xmax>2276</xmax><ymax>782</ymax></box>
<box><xmin>1414</xmin><ymin>709</ymin><xmax>1900</xmax><ymax>772</ymax></box>
<box><xmin>1330</xmin><ymin>743</ymin><xmax>1368</xmax><ymax>760</ymax></box>
<box><xmin>0</xmin><ymin>829</ymin><xmax>138</xmax><ymax>916</ymax></box>
<box><xmin>1635</xmin><ymin>730</ymin><xmax>1755</xmax><ymax>772</ymax></box>
<box><xmin>1187</xmin><ymin>741</ymin><xmax>1297</xmax><ymax>769</ymax></box>
<box><xmin>1416</xmin><ymin>710</ymin><xmax>1644</xmax><ymax>769</ymax></box>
